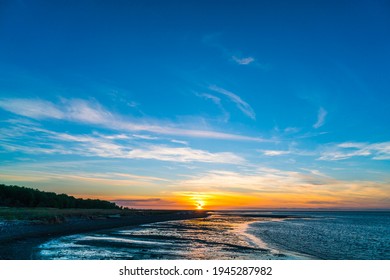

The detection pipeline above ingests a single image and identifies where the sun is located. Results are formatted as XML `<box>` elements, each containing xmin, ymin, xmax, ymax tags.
<box><xmin>187</xmin><ymin>193</ymin><xmax>208</xmax><ymax>210</ymax></box>
<box><xmin>196</xmin><ymin>201</ymin><xmax>204</xmax><ymax>210</ymax></box>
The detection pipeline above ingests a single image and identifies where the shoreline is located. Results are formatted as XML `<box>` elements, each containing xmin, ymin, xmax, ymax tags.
<box><xmin>0</xmin><ymin>210</ymin><xmax>208</xmax><ymax>260</ymax></box>
<box><xmin>245</xmin><ymin>220</ymin><xmax>313</xmax><ymax>260</ymax></box>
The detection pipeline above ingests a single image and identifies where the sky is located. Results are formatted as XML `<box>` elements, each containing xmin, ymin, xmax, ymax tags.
<box><xmin>0</xmin><ymin>0</ymin><xmax>389</xmax><ymax>210</ymax></box>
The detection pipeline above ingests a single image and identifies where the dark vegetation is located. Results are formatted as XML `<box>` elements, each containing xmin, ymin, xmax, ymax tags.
<box><xmin>0</xmin><ymin>184</ymin><xmax>120</xmax><ymax>209</ymax></box>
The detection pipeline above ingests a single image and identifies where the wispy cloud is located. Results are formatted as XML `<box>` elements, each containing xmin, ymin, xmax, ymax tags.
<box><xmin>261</xmin><ymin>150</ymin><xmax>291</xmax><ymax>156</ymax></box>
<box><xmin>171</xmin><ymin>139</ymin><xmax>188</xmax><ymax>145</ymax></box>
<box><xmin>196</xmin><ymin>93</ymin><xmax>230</xmax><ymax>122</ymax></box>
<box><xmin>0</xmin><ymin>97</ymin><xmax>265</xmax><ymax>142</ymax></box>
<box><xmin>174</xmin><ymin>168</ymin><xmax>390</xmax><ymax>208</ymax></box>
<box><xmin>319</xmin><ymin>141</ymin><xmax>390</xmax><ymax>161</ymax></box>
<box><xmin>0</xmin><ymin>169</ymin><xmax>165</xmax><ymax>188</ymax></box>
<box><xmin>232</xmin><ymin>56</ymin><xmax>255</xmax><ymax>65</ymax></box>
<box><xmin>209</xmin><ymin>86</ymin><xmax>256</xmax><ymax>120</ymax></box>
<box><xmin>0</xmin><ymin>98</ymin><xmax>64</xmax><ymax>119</ymax></box>
<box><xmin>197</xmin><ymin>93</ymin><xmax>221</xmax><ymax>104</ymax></box>
<box><xmin>126</xmin><ymin>146</ymin><xmax>245</xmax><ymax>164</ymax></box>
<box><xmin>110</xmin><ymin>172</ymin><xmax>170</xmax><ymax>182</ymax></box>
<box><xmin>0</xmin><ymin>123</ymin><xmax>245</xmax><ymax>164</ymax></box>
<box><xmin>132</xmin><ymin>134</ymin><xmax>159</xmax><ymax>140</ymax></box>
<box><xmin>284</xmin><ymin>127</ymin><xmax>300</xmax><ymax>133</ymax></box>
<box><xmin>259</xmin><ymin>147</ymin><xmax>315</xmax><ymax>157</ymax></box>
<box><xmin>111</xmin><ymin>198</ymin><xmax>177</xmax><ymax>208</ymax></box>
<box><xmin>202</xmin><ymin>34</ymin><xmax>264</xmax><ymax>68</ymax></box>
<box><xmin>313</xmin><ymin>107</ymin><xmax>327</xmax><ymax>129</ymax></box>
<box><xmin>175</xmin><ymin>169</ymin><xmax>331</xmax><ymax>192</ymax></box>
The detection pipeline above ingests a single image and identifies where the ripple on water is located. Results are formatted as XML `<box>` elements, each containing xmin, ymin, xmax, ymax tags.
<box><xmin>37</xmin><ymin>214</ymin><xmax>297</xmax><ymax>260</ymax></box>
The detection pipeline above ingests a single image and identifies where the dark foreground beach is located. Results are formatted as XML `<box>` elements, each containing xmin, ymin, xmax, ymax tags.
<box><xmin>0</xmin><ymin>210</ymin><xmax>208</xmax><ymax>259</ymax></box>
<box><xmin>34</xmin><ymin>211</ymin><xmax>390</xmax><ymax>260</ymax></box>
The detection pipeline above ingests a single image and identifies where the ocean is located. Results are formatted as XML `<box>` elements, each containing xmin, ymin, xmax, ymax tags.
<box><xmin>35</xmin><ymin>211</ymin><xmax>390</xmax><ymax>260</ymax></box>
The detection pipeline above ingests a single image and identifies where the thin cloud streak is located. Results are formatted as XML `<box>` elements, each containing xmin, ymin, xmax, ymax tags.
<box><xmin>0</xmin><ymin>98</ymin><xmax>64</xmax><ymax>119</ymax></box>
<box><xmin>0</xmin><ymin>124</ymin><xmax>246</xmax><ymax>164</ymax></box>
<box><xmin>0</xmin><ymin>97</ymin><xmax>265</xmax><ymax>142</ymax></box>
<box><xmin>196</xmin><ymin>92</ymin><xmax>230</xmax><ymax>122</ymax></box>
<box><xmin>319</xmin><ymin>141</ymin><xmax>390</xmax><ymax>161</ymax></box>
<box><xmin>313</xmin><ymin>107</ymin><xmax>327</xmax><ymax>129</ymax></box>
<box><xmin>209</xmin><ymin>86</ymin><xmax>256</xmax><ymax>120</ymax></box>
<box><xmin>261</xmin><ymin>150</ymin><xmax>291</xmax><ymax>156</ymax></box>
<box><xmin>171</xmin><ymin>139</ymin><xmax>189</xmax><ymax>145</ymax></box>
<box><xmin>202</xmin><ymin>34</ymin><xmax>266</xmax><ymax>68</ymax></box>
<box><xmin>126</xmin><ymin>146</ymin><xmax>245</xmax><ymax>163</ymax></box>
<box><xmin>232</xmin><ymin>56</ymin><xmax>255</xmax><ymax>65</ymax></box>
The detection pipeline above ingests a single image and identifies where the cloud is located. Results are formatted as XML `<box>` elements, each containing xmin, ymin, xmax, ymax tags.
<box><xmin>0</xmin><ymin>98</ymin><xmax>113</xmax><ymax>124</ymax></box>
<box><xmin>232</xmin><ymin>56</ymin><xmax>255</xmax><ymax>65</ymax></box>
<box><xmin>370</xmin><ymin>142</ymin><xmax>390</xmax><ymax>160</ymax></box>
<box><xmin>126</xmin><ymin>146</ymin><xmax>245</xmax><ymax>164</ymax></box>
<box><xmin>175</xmin><ymin>169</ymin><xmax>316</xmax><ymax>193</ymax></box>
<box><xmin>0</xmin><ymin>98</ymin><xmax>64</xmax><ymax>119</ymax></box>
<box><xmin>113</xmin><ymin>198</ymin><xmax>161</xmax><ymax>203</ymax></box>
<box><xmin>209</xmin><ymin>86</ymin><xmax>256</xmax><ymax>120</ymax></box>
<box><xmin>0</xmin><ymin>97</ymin><xmax>265</xmax><ymax>142</ymax></box>
<box><xmin>132</xmin><ymin>134</ymin><xmax>159</xmax><ymax>140</ymax></box>
<box><xmin>0</xmin><ymin>169</ymin><xmax>164</xmax><ymax>188</ymax></box>
<box><xmin>65</xmin><ymin>99</ymin><xmax>114</xmax><ymax>124</ymax></box>
<box><xmin>110</xmin><ymin>172</ymin><xmax>169</xmax><ymax>182</ymax></box>
<box><xmin>197</xmin><ymin>93</ymin><xmax>221</xmax><ymax>104</ymax></box>
<box><xmin>257</xmin><ymin>147</ymin><xmax>315</xmax><ymax>158</ymax></box>
<box><xmin>338</xmin><ymin>142</ymin><xmax>367</xmax><ymax>149</ymax></box>
<box><xmin>284</xmin><ymin>127</ymin><xmax>300</xmax><ymax>133</ymax></box>
<box><xmin>261</xmin><ymin>150</ymin><xmax>291</xmax><ymax>156</ymax></box>
<box><xmin>0</xmin><ymin>123</ymin><xmax>245</xmax><ymax>164</ymax></box>
<box><xmin>202</xmin><ymin>34</ymin><xmax>263</xmax><ymax>68</ymax></box>
<box><xmin>174</xmin><ymin>168</ymin><xmax>390</xmax><ymax>208</ymax></box>
<box><xmin>101</xmin><ymin>134</ymin><xmax>131</xmax><ymax>140</ymax></box>
<box><xmin>171</xmin><ymin>139</ymin><xmax>188</xmax><ymax>145</ymax></box>
<box><xmin>196</xmin><ymin>93</ymin><xmax>230</xmax><ymax>122</ymax></box>
<box><xmin>313</xmin><ymin>107</ymin><xmax>327</xmax><ymax>129</ymax></box>
<box><xmin>111</xmin><ymin>198</ymin><xmax>176</xmax><ymax>208</ymax></box>
<box><xmin>319</xmin><ymin>141</ymin><xmax>390</xmax><ymax>161</ymax></box>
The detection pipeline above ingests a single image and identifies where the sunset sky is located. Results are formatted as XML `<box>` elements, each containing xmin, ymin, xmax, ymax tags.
<box><xmin>0</xmin><ymin>0</ymin><xmax>389</xmax><ymax>209</ymax></box>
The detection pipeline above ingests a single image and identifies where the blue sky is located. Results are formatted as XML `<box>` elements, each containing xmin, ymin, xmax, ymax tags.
<box><xmin>0</xmin><ymin>0</ymin><xmax>389</xmax><ymax>209</ymax></box>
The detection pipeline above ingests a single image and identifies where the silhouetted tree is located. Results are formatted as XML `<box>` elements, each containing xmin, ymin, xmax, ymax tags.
<box><xmin>0</xmin><ymin>184</ymin><xmax>120</xmax><ymax>209</ymax></box>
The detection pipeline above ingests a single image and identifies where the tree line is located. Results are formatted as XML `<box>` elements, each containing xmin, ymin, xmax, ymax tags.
<box><xmin>0</xmin><ymin>184</ymin><xmax>120</xmax><ymax>209</ymax></box>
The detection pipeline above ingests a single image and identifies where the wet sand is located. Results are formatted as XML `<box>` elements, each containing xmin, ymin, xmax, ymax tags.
<box><xmin>0</xmin><ymin>210</ymin><xmax>208</xmax><ymax>259</ymax></box>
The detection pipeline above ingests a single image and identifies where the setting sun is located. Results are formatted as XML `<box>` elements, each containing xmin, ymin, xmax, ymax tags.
<box><xmin>183</xmin><ymin>193</ymin><xmax>209</xmax><ymax>210</ymax></box>
<box><xmin>196</xmin><ymin>201</ymin><xmax>204</xmax><ymax>210</ymax></box>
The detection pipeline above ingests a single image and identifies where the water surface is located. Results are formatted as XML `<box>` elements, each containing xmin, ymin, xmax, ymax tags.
<box><xmin>36</xmin><ymin>211</ymin><xmax>390</xmax><ymax>260</ymax></box>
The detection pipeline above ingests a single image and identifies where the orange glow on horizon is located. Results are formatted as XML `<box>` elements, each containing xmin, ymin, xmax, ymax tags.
<box><xmin>73</xmin><ymin>189</ymin><xmax>390</xmax><ymax>210</ymax></box>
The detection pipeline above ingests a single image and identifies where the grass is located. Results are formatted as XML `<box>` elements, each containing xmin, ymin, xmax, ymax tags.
<box><xmin>0</xmin><ymin>207</ymin><xmax>187</xmax><ymax>223</ymax></box>
<box><xmin>0</xmin><ymin>207</ymin><xmax>122</xmax><ymax>222</ymax></box>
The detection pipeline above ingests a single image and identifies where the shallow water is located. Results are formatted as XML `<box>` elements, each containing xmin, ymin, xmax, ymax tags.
<box><xmin>248</xmin><ymin>211</ymin><xmax>390</xmax><ymax>260</ymax></box>
<box><xmin>36</xmin><ymin>211</ymin><xmax>390</xmax><ymax>260</ymax></box>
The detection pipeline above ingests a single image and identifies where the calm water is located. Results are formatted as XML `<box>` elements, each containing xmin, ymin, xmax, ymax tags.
<box><xmin>35</xmin><ymin>211</ymin><xmax>390</xmax><ymax>260</ymax></box>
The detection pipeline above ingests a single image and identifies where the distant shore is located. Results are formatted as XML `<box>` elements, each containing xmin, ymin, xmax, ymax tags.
<box><xmin>0</xmin><ymin>209</ymin><xmax>208</xmax><ymax>260</ymax></box>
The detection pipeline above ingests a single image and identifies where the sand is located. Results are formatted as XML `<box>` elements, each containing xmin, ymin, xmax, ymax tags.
<box><xmin>0</xmin><ymin>210</ymin><xmax>208</xmax><ymax>260</ymax></box>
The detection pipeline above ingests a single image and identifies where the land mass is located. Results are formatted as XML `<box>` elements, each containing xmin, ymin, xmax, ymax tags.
<box><xmin>0</xmin><ymin>184</ymin><xmax>208</xmax><ymax>259</ymax></box>
<box><xmin>0</xmin><ymin>208</ymin><xmax>208</xmax><ymax>259</ymax></box>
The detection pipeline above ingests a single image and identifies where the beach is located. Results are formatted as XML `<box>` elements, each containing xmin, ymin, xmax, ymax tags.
<box><xmin>0</xmin><ymin>210</ymin><xmax>208</xmax><ymax>260</ymax></box>
<box><xmin>35</xmin><ymin>211</ymin><xmax>308</xmax><ymax>260</ymax></box>
<box><xmin>34</xmin><ymin>211</ymin><xmax>390</xmax><ymax>260</ymax></box>
<box><xmin>2</xmin><ymin>210</ymin><xmax>389</xmax><ymax>260</ymax></box>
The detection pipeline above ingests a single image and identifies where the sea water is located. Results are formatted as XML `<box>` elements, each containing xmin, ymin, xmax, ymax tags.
<box><xmin>247</xmin><ymin>211</ymin><xmax>390</xmax><ymax>260</ymax></box>
<box><xmin>36</xmin><ymin>211</ymin><xmax>390</xmax><ymax>260</ymax></box>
